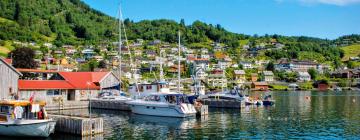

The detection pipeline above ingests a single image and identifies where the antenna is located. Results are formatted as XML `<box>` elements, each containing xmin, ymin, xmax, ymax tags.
<box><xmin>178</xmin><ymin>31</ymin><xmax>181</xmax><ymax>93</ymax></box>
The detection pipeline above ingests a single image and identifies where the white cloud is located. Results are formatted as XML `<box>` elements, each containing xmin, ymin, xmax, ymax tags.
<box><xmin>300</xmin><ymin>0</ymin><xmax>360</xmax><ymax>6</ymax></box>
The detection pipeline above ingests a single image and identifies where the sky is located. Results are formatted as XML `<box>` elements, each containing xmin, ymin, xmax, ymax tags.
<box><xmin>82</xmin><ymin>0</ymin><xmax>360</xmax><ymax>39</ymax></box>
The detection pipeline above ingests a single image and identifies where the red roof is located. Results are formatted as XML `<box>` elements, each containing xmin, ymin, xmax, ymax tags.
<box><xmin>18</xmin><ymin>72</ymin><xmax>112</xmax><ymax>90</ymax></box>
<box><xmin>19</xmin><ymin>80</ymin><xmax>74</xmax><ymax>90</ymax></box>
<box><xmin>59</xmin><ymin>72</ymin><xmax>110</xmax><ymax>89</ymax></box>
<box><xmin>3</xmin><ymin>58</ymin><xmax>12</xmax><ymax>64</ymax></box>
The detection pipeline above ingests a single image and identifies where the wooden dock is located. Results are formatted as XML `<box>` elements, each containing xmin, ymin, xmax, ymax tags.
<box><xmin>202</xmin><ymin>99</ymin><xmax>242</xmax><ymax>108</ymax></box>
<box><xmin>46</xmin><ymin>101</ymin><xmax>89</xmax><ymax>110</ymax></box>
<box><xmin>49</xmin><ymin>114</ymin><xmax>103</xmax><ymax>136</ymax></box>
<box><xmin>90</xmin><ymin>100</ymin><xmax>131</xmax><ymax>111</ymax></box>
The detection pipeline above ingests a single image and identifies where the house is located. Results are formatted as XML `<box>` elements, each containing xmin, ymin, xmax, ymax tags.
<box><xmin>82</xmin><ymin>49</ymin><xmax>95</xmax><ymax>60</ymax></box>
<box><xmin>330</xmin><ymin>68</ymin><xmax>360</xmax><ymax>79</ymax></box>
<box><xmin>251</xmin><ymin>73</ymin><xmax>258</xmax><ymax>82</ymax></box>
<box><xmin>94</xmin><ymin>56</ymin><xmax>104</xmax><ymax>62</ymax></box>
<box><xmin>148</xmin><ymin>40</ymin><xmax>161</xmax><ymax>45</ymax></box>
<box><xmin>240</xmin><ymin>61</ymin><xmax>253</xmax><ymax>69</ymax></box>
<box><xmin>146</xmin><ymin>50</ymin><xmax>157</xmax><ymax>58</ymax></box>
<box><xmin>275</xmin><ymin>59</ymin><xmax>327</xmax><ymax>73</ymax></box>
<box><xmin>234</xmin><ymin>70</ymin><xmax>246</xmax><ymax>85</ymax></box>
<box><xmin>0</xmin><ymin>58</ymin><xmax>22</xmax><ymax>99</ymax></box>
<box><xmin>263</xmin><ymin>71</ymin><xmax>274</xmax><ymax>82</ymax></box>
<box><xmin>134</xmin><ymin>50</ymin><xmax>142</xmax><ymax>56</ymax></box>
<box><xmin>18</xmin><ymin>72</ymin><xmax>119</xmax><ymax>104</ymax></box>
<box><xmin>208</xmin><ymin>70</ymin><xmax>227</xmax><ymax>88</ymax></box>
<box><xmin>194</xmin><ymin>58</ymin><xmax>210</xmax><ymax>71</ymax></box>
<box><xmin>217</xmin><ymin>60</ymin><xmax>230</xmax><ymax>69</ymax></box>
<box><xmin>251</xmin><ymin>82</ymin><xmax>269</xmax><ymax>91</ymax></box>
<box><xmin>298</xmin><ymin>71</ymin><xmax>311</xmax><ymax>82</ymax></box>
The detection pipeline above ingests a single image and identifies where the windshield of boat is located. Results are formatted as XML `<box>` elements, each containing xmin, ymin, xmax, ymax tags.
<box><xmin>164</xmin><ymin>95</ymin><xmax>189</xmax><ymax>104</ymax></box>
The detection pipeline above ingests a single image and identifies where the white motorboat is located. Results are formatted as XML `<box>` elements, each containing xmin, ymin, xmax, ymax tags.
<box><xmin>0</xmin><ymin>100</ymin><xmax>56</xmax><ymax>137</ymax></box>
<box><xmin>93</xmin><ymin>91</ymin><xmax>132</xmax><ymax>101</ymax></box>
<box><xmin>0</xmin><ymin>119</ymin><xmax>56</xmax><ymax>137</ymax></box>
<box><xmin>127</xmin><ymin>93</ymin><xmax>197</xmax><ymax>118</ymax></box>
<box><xmin>206</xmin><ymin>89</ymin><xmax>243</xmax><ymax>101</ymax></box>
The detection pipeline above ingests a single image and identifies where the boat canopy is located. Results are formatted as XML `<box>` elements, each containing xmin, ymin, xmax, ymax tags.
<box><xmin>0</xmin><ymin>100</ymin><xmax>46</xmax><ymax>107</ymax></box>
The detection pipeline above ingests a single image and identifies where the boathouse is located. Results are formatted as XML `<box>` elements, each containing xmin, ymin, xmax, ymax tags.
<box><xmin>18</xmin><ymin>72</ymin><xmax>119</xmax><ymax>104</ymax></box>
<box><xmin>251</xmin><ymin>82</ymin><xmax>269</xmax><ymax>91</ymax></box>
<box><xmin>0</xmin><ymin>58</ymin><xmax>22</xmax><ymax>99</ymax></box>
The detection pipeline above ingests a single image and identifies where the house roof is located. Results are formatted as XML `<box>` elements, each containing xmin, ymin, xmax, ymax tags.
<box><xmin>234</xmin><ymin>70</ymin><xmax>245</xmax><ymax>75</ymax></box>
<box><xmin>263</xmin><ymin>71</ymin><xmax>274</xmax><ymax>76</ymax></box>
<box><xmin>0</xmin><ymin>57</ymin><xmax>22</xmax><ymax>76</ymax></box>
<box><xmin>18</xmin><ymin>80</ymin><xmax>75</xmax><ymax>90</ymax></box>
<box><xmin>19</xmin><ymin>72</ymin><xmax>114</xmax><ymax>90</ymax></box>
<box><xmin>252</xmin><ymin>82</ymin><xmax>268</xmax><ymax>86</ymax></box>
<box><xmin>59</xmin><ymin>72</ymin><xmax>110</xmax><ymax>89</ymax></box>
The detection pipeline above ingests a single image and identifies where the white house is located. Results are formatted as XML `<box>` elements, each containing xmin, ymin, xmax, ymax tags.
<box><xmin>0</xmin><ymin>58</ymin><xmax>22</xmax><ymax>99</ymax></box>
<box><xmin>263</xmin><ymin>71</ymin><xmax>274</xmax><ymax>82</ymax></box>
<box><xmin>298</xmin><ymin>71</ymin><xmax>311</xmax><ymax>82</ymax></box>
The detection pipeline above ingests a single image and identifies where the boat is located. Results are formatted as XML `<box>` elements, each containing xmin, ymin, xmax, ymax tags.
<box><xmin>93</xmin><ymin>91</ymin><xmax>132</xmax><ymax>101</ymax></box>
<box><xmin>206</xmin><ymin>89</ymin><xmax>243</xmax><ymax>101</ymax></box>
<box><xmin>334</xmin><ymin>87</ymin><xmax>342</xmax><ymax>92</ymax></box>
<box><xmin>244</xmin><ymin>96</ymin><xmax>262</xmax><ymax>106</ymax></box>
<box><xmin>126</xmin><ymin>93</ymin><xmax>197</xmax><ymax>117</ymax></box>
<box><xmin>0</xmin><ymin>100</ymin><xmax>56</xmax><ymax>137</ymax></box>
<box><xmin>262</xmin><ymin>95</ymin><xmax>275</xmax><ymax>106</ymax></box>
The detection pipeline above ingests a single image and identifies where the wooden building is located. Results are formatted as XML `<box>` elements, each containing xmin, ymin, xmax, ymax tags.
<box><xmin>18</xmin><ymin>72</ymin><xmax>119</xmax><ymax>104</ymax></box>
<box><xmin>251</xmin><ymin>82</ymin><xmax>269</xmax><ymax>91</ymax></box>
<box><xmin>0</xmin><ymin>58</ymin><xmax>22</xmax><ymax>99</ymax></box>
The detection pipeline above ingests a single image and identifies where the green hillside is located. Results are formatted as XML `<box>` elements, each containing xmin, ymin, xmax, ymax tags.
<box><xmin>341</xmin><ymin>44</ymin><xmax>360</xmax><ymax>61</ymax></box>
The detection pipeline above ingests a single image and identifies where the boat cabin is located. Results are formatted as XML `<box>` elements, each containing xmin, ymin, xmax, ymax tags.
<box><xmin>0</xmin><ymin>100</ymin><xmax>47</xmax><ymax>122</ymax></box>
<box><xmin>128</xmin><ymin>81</ymin><xmax>172</xmax><ymax>95</ymax></box>
<box><xmin>143</xmin><ymin>94</ymin><xmax>190</xmax><ymax>104</ymax></box>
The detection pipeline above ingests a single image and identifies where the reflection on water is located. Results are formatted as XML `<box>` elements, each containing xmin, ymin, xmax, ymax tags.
<box><xmin>45</xmin><ymin>91</ymin><xmax>359</xmax><ymax>139</ymax></box>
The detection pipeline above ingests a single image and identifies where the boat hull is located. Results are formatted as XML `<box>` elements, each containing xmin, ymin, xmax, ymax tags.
<box><xmin>0</xmin><ymin>120</ymin><xmax>56</xmax><ymax>137</ymax></box>
<box><xmin>129</xmin><ymin>104</ymin><xmax>195</xmax><ymax>118</ymax></box>
<box><xmin>262</xmin><ymin>100</ymin><xmax>275</xmax><ymax>106</ymax></box>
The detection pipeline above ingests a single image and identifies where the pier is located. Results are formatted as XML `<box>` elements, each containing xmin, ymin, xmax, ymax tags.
<box><xmin>90</xmin><ymin>100</ymin><xmax>131</xmax><ymax>111</ymax></box>
<box><xmin>202</xmin><ymin>99</ymin><xmax>242</xmax><ymax>108</ymax></box>
<box><xmin>49</xmin><ymin>114</ymin><xmax>104</xmax><ymax>136</ymax></box>
<box><xmin>46</xmin><ymin>101</ymin><xmax>89</xmax><ymax>110</ymax></box>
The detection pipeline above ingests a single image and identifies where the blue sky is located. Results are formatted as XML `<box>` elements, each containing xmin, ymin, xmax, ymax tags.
<box><xmin>82</xmin><ymin>0</ymin><xmax>360</xmax><ymax>39</ymax></box>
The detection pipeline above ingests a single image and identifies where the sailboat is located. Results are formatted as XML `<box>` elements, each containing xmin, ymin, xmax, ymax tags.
<box><xmin>127</xmin><ymin>31</ymin><xmax>197</xmax><ymax>117</ymax></box>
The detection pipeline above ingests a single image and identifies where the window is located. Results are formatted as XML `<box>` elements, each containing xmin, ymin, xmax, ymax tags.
<box><xmin>146</xmin><ymin>85</ymin><xmax>152</xmax><ymax>90</ymax></box>
<box><xmin>47</xmin><ymin>90</ymin><xmax>60</xmax><ymax>96</ymax></box>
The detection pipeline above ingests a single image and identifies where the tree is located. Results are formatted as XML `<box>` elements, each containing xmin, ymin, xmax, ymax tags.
<box><xmin>266</xmin><ymin>62</ymin><xmax>275</xmax><ymax>71</ymax></box>
<box><xmin>308</xmin><ymin>68</ymin><xmax>318</xmax><ymax>80</ymax></box>
<box><xmin>98</xmin><ymin>60</ymin><xmax>107</xmax><ymax>68</ymax></box>
<box><xmin>9</xmin><ymin>47</ymin><xmax>38</xmax><ymax>69</ymax></box>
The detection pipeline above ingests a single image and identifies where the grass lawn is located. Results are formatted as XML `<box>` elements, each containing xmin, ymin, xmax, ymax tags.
<box><xmin>341</xmin><ymin>44</ymin><xmax>360</xmax><ymax>61</ymax></box>
<box><xmin>269</xmin><ymin>84</ymin><xmax>288</xmax><ymax>90</ymax></box>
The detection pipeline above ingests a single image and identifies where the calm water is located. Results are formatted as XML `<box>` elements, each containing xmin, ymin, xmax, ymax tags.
<box><xmin>9</xmin><ymin>91</ymin><xmax>360</xmax><ymax>140</ymax></box>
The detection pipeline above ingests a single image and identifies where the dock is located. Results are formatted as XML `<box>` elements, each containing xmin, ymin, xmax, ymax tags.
<box><xmin>90</xmin><ymin>100</ymin><xmax>131</xmax><ymax>111</ymax></box>
<box><xmin>46</xmin><ymin>101</ymin><xmax>89</xmax><ymax>110</ymax></box>
<box><xmin>49</xmin><ymin>114</ymin><xmax>103</xmax><ymax>136</ymax></box>
<box><xmin>202</xmin><ymin>99</ymin><xmax>242</xmax><ymax>108</ymax></box>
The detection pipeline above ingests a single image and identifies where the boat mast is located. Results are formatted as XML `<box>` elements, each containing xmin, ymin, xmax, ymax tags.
<box><xmin>118</xmin><ymin>5</ymin><xmax>122</xmax><ymax>89</ymax></box>
<box><xmin>178</xmin><ymin>31</ymin><xmax>181</xmax><ymax>93</ymax></box>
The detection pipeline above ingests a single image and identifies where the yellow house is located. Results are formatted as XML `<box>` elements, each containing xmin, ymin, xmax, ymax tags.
<box><xmin>234</xmin><ymin>70</ymin><xmax>246</xmax><ymax>85</ymax></box>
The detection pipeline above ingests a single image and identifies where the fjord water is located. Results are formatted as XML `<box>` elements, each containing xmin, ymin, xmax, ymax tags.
<box><xmin>52</xmin><ymin>91</ymin><xmax>359</xmax><ymax>139</ymax></box>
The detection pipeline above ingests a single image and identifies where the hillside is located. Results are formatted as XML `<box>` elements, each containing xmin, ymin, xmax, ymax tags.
<box><xmin>0</xmin><ymin>0</ymin><xmax>117</xmax><ymax>45</ymax></box>
<box><xmin>341</xmin><ymin>44</ymin><xmax>360</xmax><ymax>61</ymax></box>
<box><xmin>0</xmin><ymin>0</ymin><xmax>359</xmax><ymax>68</ymax></box>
